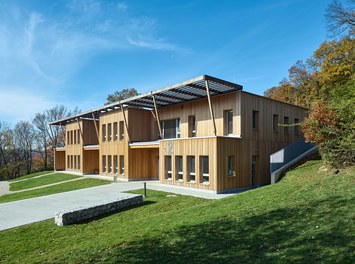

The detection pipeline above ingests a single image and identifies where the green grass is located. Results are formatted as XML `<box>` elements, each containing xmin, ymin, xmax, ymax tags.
<box><xmin>9</xmin><ymin>171</ymin><xmax>54</xmax><ymax>182</ymax></box>
<box><xmin>9</xmin><ymin>173</ymin><xmax>81</xmax><ymax>191</ymax></box>
<box><xmin>0</xmin><ymin>160</ymin><xmax>354</xmax><ymax>263</ymax></box>
<box><xmin>0</xmin><ymin>179</ymin><xmax>110</xmax><ymax>204</ymax></box>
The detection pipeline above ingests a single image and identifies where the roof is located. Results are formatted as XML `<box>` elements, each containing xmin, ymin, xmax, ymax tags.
<box><xmin>50</xmin><ymin>74</ymin><xmax>243</xmax><ymax>126</ymax></box>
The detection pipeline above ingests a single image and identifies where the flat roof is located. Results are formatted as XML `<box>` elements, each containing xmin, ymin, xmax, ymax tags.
<box><xmin>50</xmin><ymin>75</ymin><xmax>242</xmax><ymax>126</ymax></box>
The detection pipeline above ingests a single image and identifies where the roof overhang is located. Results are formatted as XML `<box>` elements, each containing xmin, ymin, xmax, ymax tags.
<box><xmin>50</xmin><ymin>75</ymin><xmax>242</xmax><ymax>126</ymax></box>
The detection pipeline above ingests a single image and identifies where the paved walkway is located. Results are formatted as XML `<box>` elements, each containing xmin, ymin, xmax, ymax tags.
<box><xmin>0</xmin><ymin>181</ymin><xmax>239</xmax><ymax>231</ymax></box>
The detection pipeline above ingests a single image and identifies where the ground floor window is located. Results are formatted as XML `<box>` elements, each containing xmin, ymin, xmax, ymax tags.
<box><xmin>165</xmin><ymin>155</ymin><xmax>172</xmax><ymax>179</ymax></box>
<box><xmin>108</xmin><ymin>155</ymin><xmax>112</xmax><ymax>174</ymax></box>
<box><xmin>200</xmin><ymin>156</ymin><xmax>209</xmax><ymax>183</ymax></box>
<box><xmin>175</xmin><ymin>156</ymin><xmax>183</xmax><ymax>181</ymax></box>
<box><xmin>119</xmin><ymin>155</ymin><xmax>124</xmax><ymax>175</ymax></box>
<box><xmin>67</xmin><ymin>156</ymin><xmax>70</xmax><ymax>169</ymax></box>
<box><xmin>187</xmin><ymin>156</ymin><xmax>196</xmax><ymax>182</ymax></box>
<box><xmin>78</xmin><ymin>155</ymin><xmax>81</xmax><ymax>170</ymax></box>
<box><xmin>114</xmin><ymin>155</ymin><xmax>118</xmax><ymax>174</ymax></box>
<box><xmin>227</xmin><ymin>156</ymin><xmax>235</xmax><ymax>176</ymax></box>
<box><xmin>71</xmin><ymin>155</ymin><xmax>74</xmax><ymax>170</ymax></box>
<box><xmin>102</xmin><ymin>155</ymin><xmax>106</xmax><ymax>173</ymax></box>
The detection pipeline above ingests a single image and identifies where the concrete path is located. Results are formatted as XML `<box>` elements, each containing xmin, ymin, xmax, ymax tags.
<box><xmin>0</xmin><ymin>181</ymin><xmax>10</xmax><ymax>196</ymax></box>
<box><xmin>0</xmin><ymin>181</ymin><xmax>239</xmax><ymax>231</ymax></box>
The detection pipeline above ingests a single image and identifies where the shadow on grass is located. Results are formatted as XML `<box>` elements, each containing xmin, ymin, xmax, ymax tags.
<box><xmin>79</xmin><ymin>200</ymin><xmax>157</xmax><ymax>224</ymax></box>
<box><xmin>92</xmin><ymin>196</ymin><xmax>354</xmax><ymax>264</ymax></box>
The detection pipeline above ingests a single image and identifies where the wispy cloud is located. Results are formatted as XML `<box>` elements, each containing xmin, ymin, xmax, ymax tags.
<box><xmin>0</xmin><ymin>0</ymin><xmax>182</xmax><ymax>123</ymax></box>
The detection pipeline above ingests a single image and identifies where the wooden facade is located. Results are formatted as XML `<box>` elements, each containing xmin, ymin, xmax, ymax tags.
<box><xmin>53</xmin><ymin>76</ymin><xmax>307</xmax><ymax>192</ymax></box>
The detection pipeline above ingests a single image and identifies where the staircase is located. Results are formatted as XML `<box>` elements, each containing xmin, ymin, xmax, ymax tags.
<box><xmin>270</xmin><ymin>138</ymin><xmax>317</xmax><ymax>184</ymax></box>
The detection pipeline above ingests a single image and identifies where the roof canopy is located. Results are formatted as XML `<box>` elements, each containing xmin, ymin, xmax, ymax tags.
<box><xmin>50</xmin><ymin>75</ymin><xmax>242</xmax><ymax>126</ymax></box>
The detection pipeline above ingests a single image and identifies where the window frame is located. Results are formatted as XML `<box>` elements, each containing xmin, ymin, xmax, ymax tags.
<box><xmin>165</xmin><ymin>155</ymin><xmax>172</xmax><ymax>180</ymax></box>
<box><xmin>200</xmin><ymin>156</ymin><xmax>209</xmax><ymax>184</ymax></box>
<box><xmin>187</xmin><ymin>156</ymin><xmax>196</xmax><ymax>183</ymax></box>
<box><xmin>175</xmin><ymin>156</ymin><xmax>183</xmax><ymax>181</ymax></box>
<box><xmin>224</xmin><ymin>110</ymin><xmax>233</xmax><ymax>135</ymax></box>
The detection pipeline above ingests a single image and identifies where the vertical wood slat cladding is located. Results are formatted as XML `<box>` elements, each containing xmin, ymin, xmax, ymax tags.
<box><xmin>54</xmin><ymin>151</ymin><xmax>65</xmax><ymax>170</ymax></box>
<box><xmin>159</xmin><ymin>138</ymin><xmax>217</xmax><ymax>190</ymax></box>
<box><xmin>99</xmin><ymin>109</ymin><xmax>129</xmax><ymax>178</ymax></box>
<box><xmin>83</xmin><ymin>150</ymin><xmax>99</xmax><ymax>174</ymax></box>
<box><xmin>82</xmin><ymin>120</ymin><xmax>99</xmax><ymax>145</ymax></box>
<box><xmin>65</xmin><ymin>122</ymin><xmax>83</xmax><ymax>172</ymax></box>
<box><xmin>129</xmin><ymin>148</ymin><xmax>159</xmax><ymax>179</ymax></box>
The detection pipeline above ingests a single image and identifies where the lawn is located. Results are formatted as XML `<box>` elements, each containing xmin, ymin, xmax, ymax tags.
<box><xmin>0</xmin><ymin>179</ymin><xmax>111</xmax><ymax>204</ymax></box>
<box><xmin>9</xmin><ymin>171</ymin><xmax>54</xmax><ymax>182</ymax></box>
<box><xmin>9</xmin><ymin>173</ymin><xmax>81</xmax><ymax>191</ymax></box>
<box><xmin>0</xmin><ymin>160</ymin><xmax>354</xmax><ymax>263</ymax></box>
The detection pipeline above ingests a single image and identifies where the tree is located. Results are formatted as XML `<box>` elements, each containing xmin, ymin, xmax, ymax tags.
<box><xmin>105</xmin><ymin>88</ymin><xmax>139</xmax><ymax>105</ymax></box>
<box><xmin>326</xmin><ymin>0</ymin><xmax>355</xmax><ymax>37</ymax></box>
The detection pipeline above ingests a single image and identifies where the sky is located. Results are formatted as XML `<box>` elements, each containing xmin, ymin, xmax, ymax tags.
<box><xmin>0</xmin><ymin>0</ymin><xmax>332</xmax><ymax>124</ymax></box>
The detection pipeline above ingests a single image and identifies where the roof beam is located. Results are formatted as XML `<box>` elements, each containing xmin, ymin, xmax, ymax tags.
<box><xmin>152</xmin><ymin>94</ymin><xmax>162</xmax><ymax>139</ymax></box>
<box><xmin>205</xmin><ymin>80</ymin><xmax>217</xmax><ymax>136</ymax></box>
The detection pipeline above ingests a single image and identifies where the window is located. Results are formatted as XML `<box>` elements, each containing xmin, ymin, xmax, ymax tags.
<box><xmin>165</xmin><ymin>156</ymin><xmax>172</xmax><ymax>179</ymax></box>
<box><xmin>102</xmin><ymin>155</ymin><xmax>106</xmax><ymax>173</ymax></box>
<box><xmin>119</xmin><ymin>121</ymin><xmax>124</xmax><ymax>140</ymax></box>
<box><xmin>227</xmin><ymin>156</ymin><xmax>235</xmax><ymax>176</ymax></box>
<box><xmin>78</xmin><ymin>155</ymin><xmax>81</xmax><ymax>170</ymax></box>
<box><xmin>113</xmin><ymin>122</ymin><xmax>118</xmax><ymax>141</ymax></box>
<box><xmin>77</xmin><ymin>129</ymin><xmax>80</xmax><ymax>144</ymax></box>
<box><xmin>176</xmin><ymin>156</ymin><xmax>183</xmax><ymax>181</ymax></box>
<box><xmin>74</xmin><ymin>155</ymin><xmax>77</xmax><ymax>169</ymax></box>
<box><xmin>67</xmin><ymin>131</ymin><xmax>70</xmax><ymax>145</ymax></box>
<box><xmin>113</xmin><ymin>155</ymin><xmax>118</xmax><ymax>174</ymax></box>
<box><xmin>119</xmin><ymin>155</ymin><xmax>124</xmax><ymax>175</ymax></box>
<box><xmin>70</xmin><ymin>131</ymin><xmax>74</xmax><ymax>145</ymax></box>
<box><xmin>294</xmin><ymin>118</ymin><xmax>299</xmax><ymax>135</ymax></box>
<box><xmin>187</xmin><ymin>156</ymin><xmax>195</xmax><ymax>182</ymax></box>
<box><xmin>67</xmin><ymin>156</ymin><xmax>70</xmax><ymax>169</ymax></box>
<box><xmin>74</xmin><ymin>130</ymin><xmax>77</xmax><ymax>144</ymax></box>
<box><xmin>108</xmin><ymin>123</ymin><xmax>112</xmax><ymax>141</ymax></box>
<box><xmin>284</xmin><ymin>116</ymin><xmax>289</xmax><ymax>134</ymax></box>
<box><xmin>108</xmin><ymin>155</ymin><xmax>112</xmax><ymax>173</ymax></box>
<box><xmin>188</xmin><ymin>115</ymin><xmax>196</xmax><ymax>137</ymax></box>
<box><xmin>224</xmin><ymin>110</ymin><xmax>233</xmax><ymax>135</ymax></box>
<box><xmin>252</xmin><ymin>111</ymin><xmax>259</xmax><ymax>129</ymax></box>
<box><xmin>273</xmin><ymin>114</ymin><xmax>279</xmax><ymax>132</ymax></box>
<box><xmin>161</xmin><ymin>119</ymin><xmax>180</xmax><ymax>139</ymax></box>
<box><xmin>71</xmin><ymin>155</ymin><xmax>74</xmax><ymax>170</ymax></box>
<box><xmin>200</xmin><ymin>156</ymin><xmax>209</xmax><ymax>183</ymax></box>
<box><xmin>102</xmin><ymin>124</ymin><xmax>106</xmax><ymax>142</ymax></box>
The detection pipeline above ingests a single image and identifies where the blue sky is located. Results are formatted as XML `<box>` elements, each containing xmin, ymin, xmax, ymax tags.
<box><xmin>0</xmin><ymin>0</ymin><xmax>331</xmax><ymax>123</ymax></box>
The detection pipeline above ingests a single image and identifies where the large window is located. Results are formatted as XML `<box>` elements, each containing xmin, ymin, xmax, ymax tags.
<box><xmin>161</xmin><ymin>119</ymin><xmax>180</xmax><ymax>139</ymax></box>
<box><xmin>102</xmin><ymin>155</ymin><xmax>106</xmax><ymax>173</ymax></box>
<box><xmin>70</xmin><ymin>131</ymin><xmax>74</xmax><ymax>145</ymax></box>
<box><xmin>119</xmin><ymin>121</ymin><xmax>124</xmax><ymax>140</ymax></box>
<box><xmin>165</xmin><ymin>156</ymin><xmax>172</xmax><ymax>179</ymax></box>
<box><xmin>252</xmin><ymin>111</ymin><xmax>259</xmax><ymax>130</ymax></box>
<box><xmin>67</xmin><ymin>156</ymin><xmax>70</xmax><ymax>169</ymax></box>
<box><xmin>119</xmin><ymin>155</ymin><xmax>124</xmax><ymax>175</ymax></box>
<box><xmin>113</xmin><ymin>122</ymin><xmax>118</xmax><ymax>141</ymax></box>
<box><xmin>227</xmin><ymin>156</ymin><xmax>235</xmax><ymax>176</ymax></box>
<box><xmin>176</xmin><ymin>156</ymin><xmax>183</xmax><ymax>181</ymax></box>
<box><xmin>294</xmin><ymin>118</ymin><xmax>299</xmax><ymax>135</ymax></box>
<box><xmin>224</xmin><ymin>110</ymin><xmax>233</xmax><ymax>135</ymax></box>
<box><xmin>74</xmin><ymin>130</ymin><xmax>77</xmax><ymax>144</ymax></box>
<box><xmin>200</xmin><ymin>156</ymin><xmax>209</xmax><ymax>183</ymax></box>
<box><xmin>67</xmin><ymin>131</ymin><xmax>70</xmax><ymax>145</ymax></box>
<box><xmin>273</xmin><ymin>115</ymin><xmax>279</xmax><ymax>132</ymax></box>
<box><xmin>102</xmin><ymin>124</ymin><xmax>106</xmax><ymax>142</ymax></box>
<box><xmin>284</xmin><ymin>116</ymin><xmax>289</xmax><ymax>134</ymax></box>
<box><xmin>77</xmin><ymin>129</ymin><xmax>80</xmax><ymax>144</ymax></box>
<box><xmin>187</xmin><ymin>156</ymin><xmax>195</xmax><ymax>182</ymax></box>
<box><xmin>188</xmin><ymin>115</ymin><xmax>196</xmax><ymax>137</ymax></box>
<box><xmin>108</xmin><ymin>123</ymin><xmax>112</xmax><ymax>141</ymax></box>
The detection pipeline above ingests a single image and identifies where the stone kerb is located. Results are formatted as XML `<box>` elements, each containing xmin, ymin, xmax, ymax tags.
<box><xmin>54</xmin><ymin>195</ymin><xmax>143</xmax><ymax>226</ymax></box>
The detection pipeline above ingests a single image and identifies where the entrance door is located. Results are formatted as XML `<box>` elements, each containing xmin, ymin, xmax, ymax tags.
<box><xmin>252</xmin><ymin>155</ymin><xmax>257</xmax><ymax>187</ymax></box>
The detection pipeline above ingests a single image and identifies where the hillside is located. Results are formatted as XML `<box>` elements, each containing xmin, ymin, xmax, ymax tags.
<box><xmin>0</xmin><ymin>160</ymin><xmax>354</xmax><ymax>263</ymax></box>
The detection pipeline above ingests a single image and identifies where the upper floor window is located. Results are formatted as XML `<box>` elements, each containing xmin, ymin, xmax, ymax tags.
<box><xmin>108</xmin><ymin>123</ymin><xmax>112</xmax><ymax>141</ymax></box>
<box><xmin>224</xmin><ymin>110</ymin><xmax>233</xmax><ymax>135</ymax></box>
<box><xmin>273</xmin><ymin>114</ymin><xmax>279</xmax><ymax>133</ymax></box>
<box><xmin>294</xmin><ymin>118</ymin><xmax>299</xmax><ymax>135</ymax></box>
<box><xmin>119</xmin><ymin>121</ymin><xmax>124</xmax><ymax>140</ymax></box>
<box><xmin>161</xmin><ymin>119</ymin><xmax>180</xmax><ymax>139</ymax></box>
<box><xmin>74</xmin><ymin>130</ymin><xmax>77</xmax><ymax>144</ymax></box>
<box><xmin>188</xmin><ymin>115</ymin><xmax>196</xmax><ymax>137</ymax></box>
<box><xmin>77</xmin><ymin>129</ymin><xmax>80</xmax><ymax>144</ymax></box>
<box><xmin>284</xmin><ymin>116</ymin><xmax>289</xmax><ymax>134</ymax></box>
<box><xmin>113</xmin><ymin>122</ymin><xmax>118</xmax><ymax>141</ymax></box>
<box><xmin>252</xmin><ymin>111</ymin><xmax>259</xmax><ymax>130</ymax></box>
<box><xmin>102</xmin><ymin>124</ymin><xmax>106</xmax><ymax>142</ymax></box>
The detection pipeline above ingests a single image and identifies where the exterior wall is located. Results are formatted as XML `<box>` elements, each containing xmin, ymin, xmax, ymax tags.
<box><xmin>82</xmin><ymin>119</ymin><xmax>99</xmax><ymax>145</ymax></box>
<box><xmin>54</xmin><ymin>150</ymin><xmax>66</xmax><ymax>170</ymax></box>
<box><xmin>83</xmin><ymin>150</ymin><xmax>99</xmax><ymax>174</ymax></box>
<box><xmin>157</xmin><ymin>92</ymin><xmax>241</xmax><ymax>137</ymax></box>
<box><xmin>159</xmin><ymin>137</ymin><xmax>217</xmax><ymax>191</ymax></box>
<box><xmin>129</xmin><ymin>148</ymin><xmax>159</xmax><ymax>179</ymax></box>
<box><xmin>65</xmin><ymin>122</ymin><xmax>83</xmax><ymax>172</ymax></box>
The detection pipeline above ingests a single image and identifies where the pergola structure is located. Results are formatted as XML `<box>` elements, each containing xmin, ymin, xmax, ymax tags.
<box><xmin>50</xmin><ymin>75</ymin><xmax>243</xmax><ymax>138</ymax></box>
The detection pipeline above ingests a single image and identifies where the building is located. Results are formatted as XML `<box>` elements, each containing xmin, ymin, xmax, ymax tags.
<box><xmin>51</xmin><ymin>75</ymin><xmax>307</xmax><ymax>193</ymax></box>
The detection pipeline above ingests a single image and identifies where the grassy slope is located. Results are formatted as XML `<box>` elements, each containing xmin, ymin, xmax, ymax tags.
<box><xmin>0</xmin><ymin>160</ymin><xmax>354</xmax><ymax>263</ymax></box>
<box><xmin>9</xmin><ymin>173</ymin><xmax>81</xmax><ymax>191</ymax></box>
<box><xmin>0</xmin><ymin>179</ymin><xmax>110</xmax><ymax>204</ymax></box>
<box><xmin>9</xmin><ymin>171</ymin><xmax>54</xmax><ymax>182</ymax></box>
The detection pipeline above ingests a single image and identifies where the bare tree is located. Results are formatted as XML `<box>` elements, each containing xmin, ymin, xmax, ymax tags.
<box><xmin>14</xmin><ymin>121</ymin><xmax>35</xmax><ymax>175</ymax></box>
<box><xmin>326</xmin><ymin>0</ymin><xmax>355</xmax><ymax>37</ymax></box>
